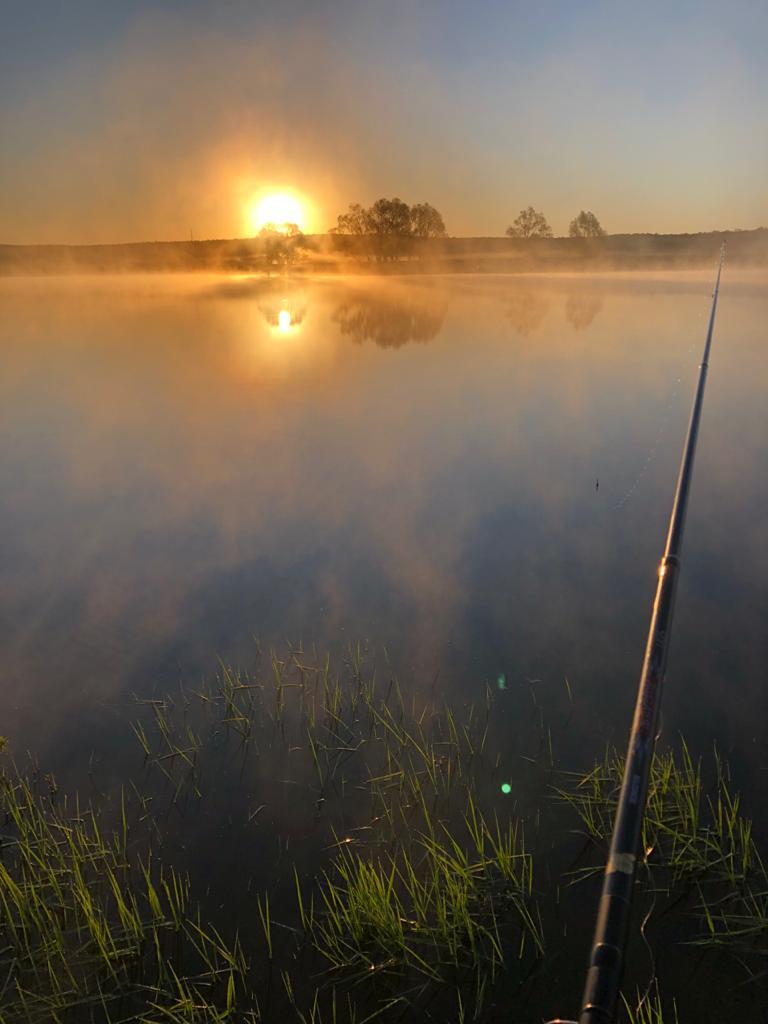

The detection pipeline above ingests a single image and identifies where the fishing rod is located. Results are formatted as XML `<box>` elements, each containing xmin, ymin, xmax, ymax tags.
<box><xmin>550</xmin><ymin>245</ymin><xmax>725</xmax><ymax>1024</ymax></box>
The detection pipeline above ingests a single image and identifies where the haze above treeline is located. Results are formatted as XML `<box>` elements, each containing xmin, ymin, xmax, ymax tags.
<box><xmin>2</xmin><ymin>3</ymin><xmax>766</xmax><ymax>246</ymax></box>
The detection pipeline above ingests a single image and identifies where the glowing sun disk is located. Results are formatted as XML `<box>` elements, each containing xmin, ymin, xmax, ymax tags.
<box><xmin>251</xmin><ymin>193</ymin><xmax>304</xmax><ymax>233</ymax></box>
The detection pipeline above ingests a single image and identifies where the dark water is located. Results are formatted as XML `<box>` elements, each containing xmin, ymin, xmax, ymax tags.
<box><xmin>1</xmin><ymin>270</ymin><xmax>766</xmax><ymax>1017</ymax></box>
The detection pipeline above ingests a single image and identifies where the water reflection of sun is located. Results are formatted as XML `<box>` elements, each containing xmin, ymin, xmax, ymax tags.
<box><xmin>241</xmin><ymin>320</ymin><xmax>334</xmax><ymax>380</ymax></box>
<box><xmin>263</xmin><ymin>300</ymin><xmax>304</xmax><ymax>335</ymax></box>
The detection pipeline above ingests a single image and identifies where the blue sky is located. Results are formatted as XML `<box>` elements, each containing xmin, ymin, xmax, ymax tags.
<box><xmin>1</xmin><ymin>1</ymin><xmax>765</xmax><ymax>242</ymax></box>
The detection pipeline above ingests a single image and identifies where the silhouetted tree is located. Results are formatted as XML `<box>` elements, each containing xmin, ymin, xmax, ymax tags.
<box><xmin>506</xmin><ymin>207</ymin><xmax>553</xmax><ymax>239</ymax></box>
<box><xmin>331</xmin><ymin>198</ymin><xmax>446</xmax><ymax>261</ymax></box>
<box><xmin>330</xmin><ymin>203</ymin><xmax>373</xmax><ymax>258</ymax></box>
<box><xmin>259</xmin><ymin>224</ymin><xmax>306</xmax><ymax>271</ymax></box>
<box><xmin>259</xmin><ymin>222</ymin><xmax>301</xmax><ymax>237</ymax></box>
<box><xmin>568</xmin><ymin>211</ymin><xmax>606</xmax><ymax>237</ymax></box>
<box><xmin>364</xmin><ymin>197</ymin><xmax>410</xmax><ymax>259</ymax></box>
<box><xmin>334</xmin><ymin>203</ymin><xmax>369</xmax><ymax>236</ymax></box>
<box><xmin>366</xmin><ymin>197</ymin><xmax>411</xmax><ymax>236</ymax></box>
<box><xmin>410</xmin><ymin>202</ymin><xmax>446</xmax><ymax>238</ymax></box>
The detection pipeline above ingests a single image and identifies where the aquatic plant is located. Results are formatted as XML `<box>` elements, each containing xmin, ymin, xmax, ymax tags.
<box><xmin>308</xmin><ymin>799</ymin><xmax>542</xmax><ymax>984</ymax></box>
<box><xmin>4</xmin><ymin>643</ymin><xmax>763</xmax><ymax>1022</ymax></box>
<box><xmin>554</xmin><ymin>738</ymin><xmax>768</xmax><ymax>1009</ymax></box>
<box><xmin>621</xmin><ymin>987</ymin><xmax>678</xmax><ymax>1024</ymax></box>
<box><xmin>0</xmin><ymin>767</ymin><xmax>252</xmax><ymax>1023</ymax></box>
<box><xmin>553</xmin><ymin>741</ymin><xmax>755</xmax><ymax>886</ymax></box>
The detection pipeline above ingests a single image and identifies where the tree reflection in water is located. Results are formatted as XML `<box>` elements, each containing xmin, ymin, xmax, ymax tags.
<box><xmin>502</xmin><ymin>288</ymin><xmax>550</xmax><ymax>336</ymax></box>
<box><xmin>565</xmin><ymin>291</ymin><xmax>604</xmax><ymax>331</ymax></box>
<box><xmin>332</xmin><ymin>290</ymin><xmax>447</xmax><ymax>348</ymax></box>
<box><xmin>502</xmin><ymin>284</ymin><xmax>605</xmax><ymax>335</ymax></box>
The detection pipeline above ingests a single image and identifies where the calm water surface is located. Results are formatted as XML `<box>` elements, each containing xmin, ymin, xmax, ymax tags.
<box><xmin>0</xmin><ymin>270</ymin><xmax>766</xmax><ymax>1015</ymax></box>
<box><xmin>2</xmin><ymin>271</ymin><xmax>765</xmax><ymax>771</ymax></box>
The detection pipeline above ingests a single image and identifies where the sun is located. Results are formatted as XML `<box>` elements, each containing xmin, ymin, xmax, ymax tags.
<box><xmin>248</xmin><ymin>192</ymin><xmax>305</xmax><ymax>235</ymax></box>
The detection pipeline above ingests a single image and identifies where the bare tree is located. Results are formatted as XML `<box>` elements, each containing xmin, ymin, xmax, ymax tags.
<box><xmin>506</xmin><ymin>206</ymin><xmax>553</xmax><ymax>238</ymax></box>
<box><xmin>568</xmin><ymin>210</ymin><xmax>606</xmax><ymax>237</ymax></box>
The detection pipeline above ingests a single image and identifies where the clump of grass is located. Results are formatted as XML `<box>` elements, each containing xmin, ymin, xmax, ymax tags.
<box><xmin>308</xmin><ymin>795</ymin><xmax>542</xmax><ymax>988</ymax></box>
<box><xmin>130</xmin><ymin>645</ymin><xmax>492</xmax><ymax>816</ymax></box>
<box><xmin>621</xmin><ymin>987</ymin><xmax>678</xmax><ymax>1024</ymax></box>
<box><xmin>554</xmin><ymin>738</ymin><xmax>768</xmax><ymax>992</ymax></box>
<box><xmin>125</xmin><ymin>646</ymin><xmax>768</xmax><ymax>1018</ymax></box>
<box><xmin>0</xmin><ymin>766</ymin><xmax>252</xmax><ymax>1022</ymax></box>
<box><xmin>694</xmin><ymin>869</ymin><xmax>768</xmax><ymax>961</ymax></box>
<box><xmin>553</xmin><ymin>741</ymin><xmax>755</xmax><ymax>886</ymax></box>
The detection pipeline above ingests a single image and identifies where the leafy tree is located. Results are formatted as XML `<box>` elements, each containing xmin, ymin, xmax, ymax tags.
<box><xmin>410</xmin><ymin>202</ymin><xmax>446</xmax><ymax>238</ymax></box>
<box><xmin>332</xmin><ymin>197</ymin><xmax>447</xmax><ymax>260</ymax></box>
<box><xmin>259</xmin><ymin>224</ymin><xmax>305</xmax><ymax>270</ymax></box>
<box><xmin>568</xmin><ymin>210</ymin><xmax>606</xmax><ymax>238</ymax></box>
<box><xmin>505</xmin><ymin>206</ymin><xmax>552</xmax><ymax>239</ymax></box>
<box><xmin>259</xmin><ymin>222</ymin><xmax>301</xmax><ymax>238</ymax></box>
<box><xmin>334</xmin><ymin>203</ymin><xmax>369</xmax><ymax>236</ymax></box>
<box><xmin>366</xmin><ymin>197</ymin><xmax>412</xmax><ymax>239</ymax></box>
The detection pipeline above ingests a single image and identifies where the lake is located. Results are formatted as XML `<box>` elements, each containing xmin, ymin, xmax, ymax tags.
<box><xmin>0</xmin><ymin>269</ymin><xmax>766</xmax><ymax>1021</ymax></box>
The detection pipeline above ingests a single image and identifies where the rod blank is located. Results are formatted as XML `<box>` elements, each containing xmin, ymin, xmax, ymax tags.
<box><xmin>578</xmin><ymin>246</ymin><xmax>725</xmax><ymax>1024</ymax></box>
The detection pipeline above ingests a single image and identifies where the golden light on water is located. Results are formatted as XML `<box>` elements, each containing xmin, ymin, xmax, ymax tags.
<box><xmin>256</xmin><ymin>287</ymin><xmax>307</xmax><ymax>338</ymax></box>
<box><xmin>248</xmin><ymin>191</ymin><xmax>305</xmax><ymax>235</ymax></box>
<box><xmin>267</xmin><ymin>299</ymin><xmax>303</xmax><ymax>334</ymax></box>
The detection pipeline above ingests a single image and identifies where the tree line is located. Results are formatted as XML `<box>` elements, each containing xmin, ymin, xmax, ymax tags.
<box><xmin>330</xmin><ymin>198</ymin><xmax>606</xmax><ymax>259</ymax></box>
<box><xmin>505</xmin><ymin>206</ymin><xmax>606</xmax><ymax>238</ymax></box>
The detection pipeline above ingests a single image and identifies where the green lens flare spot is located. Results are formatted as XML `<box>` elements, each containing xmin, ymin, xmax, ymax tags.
<box><xmin>497</xmin><ymin>674</ymin><xmax>506</xmax><ymax>690</ymax></box>
<box><xmin>501</xmin><ymin>783</ymin><xmax>512</xmax><ymax>795</ymax></box>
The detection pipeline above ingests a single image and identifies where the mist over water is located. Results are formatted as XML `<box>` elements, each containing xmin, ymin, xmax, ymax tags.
<box><xmin>1</xmin><ymin>271</ymin><xmax>765</xmax><ymax>800</ymax></box>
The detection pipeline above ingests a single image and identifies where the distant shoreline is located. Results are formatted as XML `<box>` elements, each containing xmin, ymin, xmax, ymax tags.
<box><xmin>1</xmin><ymin>228</ymin><xmax>766</xmax><ymax>276</ymax></box>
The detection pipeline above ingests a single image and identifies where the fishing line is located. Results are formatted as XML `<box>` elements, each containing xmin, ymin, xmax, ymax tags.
<box><xmin>611</xmin><ymin>376</ymin><xmax>683</xmax><ymax>512</ymax></box>
<box><xmin>611</xmin><ymin>297</ymin><xmax>712</xmax><ymax>512</ymax></box>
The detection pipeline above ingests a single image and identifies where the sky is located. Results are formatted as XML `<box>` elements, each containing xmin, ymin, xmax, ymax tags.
<box><xmin>1</xmin><ymin>0</ymin><xmax>766</xmax><ymax>243</ymax></box>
